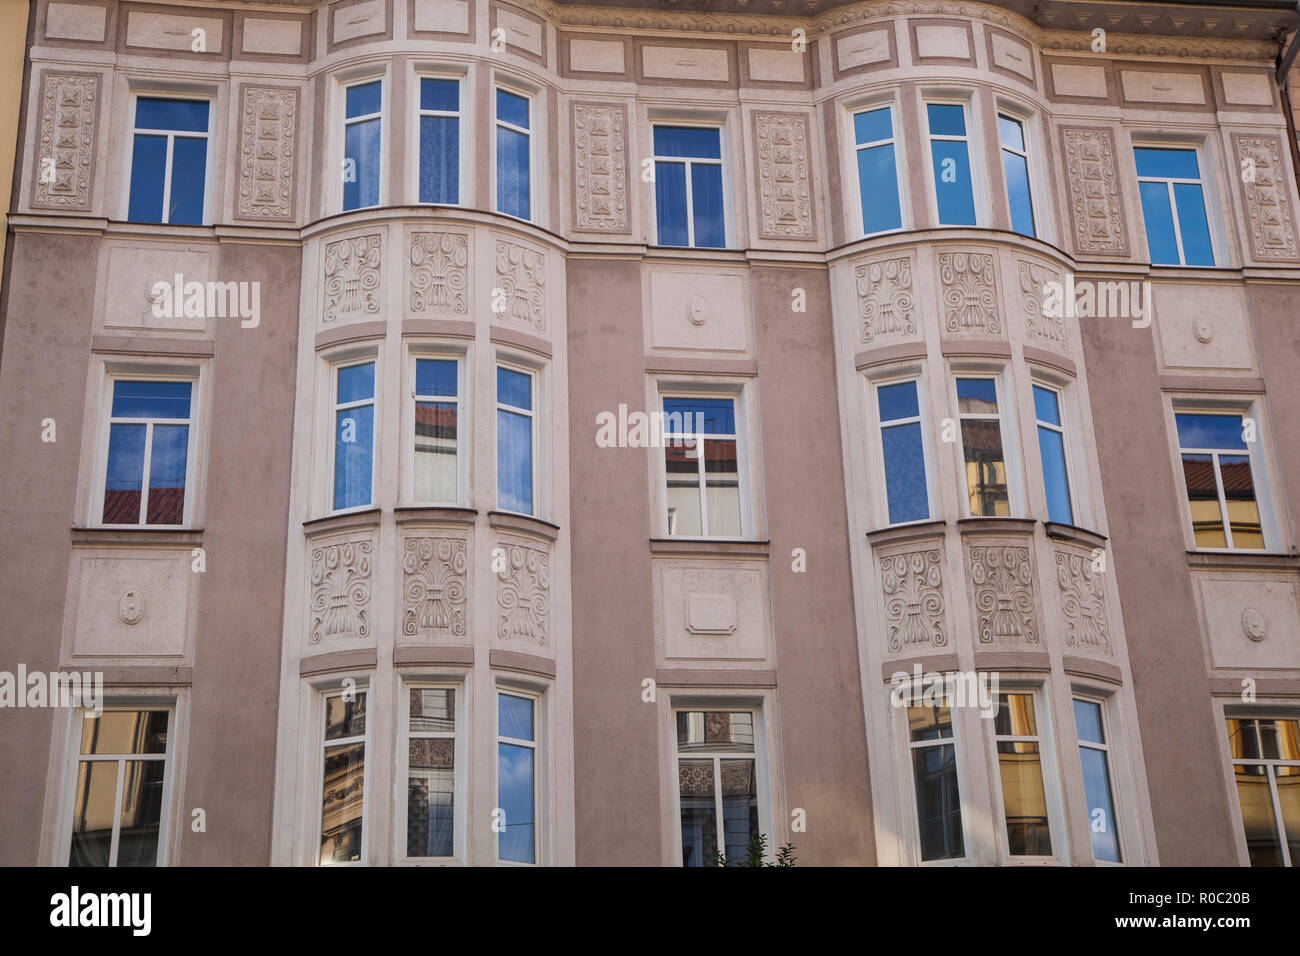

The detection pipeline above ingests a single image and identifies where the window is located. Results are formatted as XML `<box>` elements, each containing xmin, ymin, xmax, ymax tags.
<box><xmin>663</xmin><ymin>396</ymin><xmax>742</xmax><ymax>537</ymax></box>
<box><xmin>993</xmin><ymin>692</ymin><xmax>1053</xmax><ymax>856</ymax></box>
<box><xmin>413</xmin><ymin>357</ymin><xmax>461</xmax><ymax>504</ymax></box>
<box><xmin>653</xmin><ymin>126</ymin><xmax>725</xmax><ymax>248</ymax></box>
<box><xmin>1033</xmin><ymin>384</ymin><xmax>1072</xmax><ymax>525</ymax></box>
<box><xmin>102</xmin><ymin>379</ymin><xmax>193</xmax><ymax>526</ymax></box>
<box><xmin>1135</xmin><ymin>147</ymin><xmax>1214</xmax><ymax>266</ymax></box>
<box><xmin>418</xmin><ymin>77</ymin><xmax>460</xmax><ymax>204</ymax></box>
<box><xmin>497</xmin><ymin>691</ymin><xmax>537</xmax><ymax>863</ymax></box>
<box><xmin>1175</xmin><ymin>411</ymin><xmax>1263</xmax><ymax>549</ymax></box>
<box><xmin>908</xmin><ymin>704</ymin><xmax>964</xmax><ymax>861</ymax></box>
<box><xmin>496</xmin><ymin>365</ymin><xmax>535</xmax><ymax>515</ymax></box>
<box><xmin>405</xmin><ymin>686</ymin><xmax>457</xmax><ymax>859</ymax></box>
<box><xmin>1226</xmin><ymin>717</ymin><xmax>1300</xmax><ymax>867</ymax></box>
<box><xmin>128</xmin><ymin>97</ymin><xmax>209</xmax><ymax>225</ymax></box>
<box><xmin>320</xmin><ymin>690</ymin><xmax>367</xmax><ymax>865</ymax></box>
<box><xmin>956</xmin><ymin>376</ymin><xmax>1010</xmax><ymax>516</ymax></box>
<box><xmin>877</xmin><ymin>379</ymin><xmax>929</xmax><ymax>524</ymax></box>
<box><xmin>68</xmin><ymin>708</ymin><xmax>170</xmax><ymax>867</ymax></box>
<box><xmin>853</xmin><ymin>106</ymin><xmax>903</xmax><ymax>235</ymax></box>
<box><xmin>343</xmin><ymin>80</ymin><xmax>382</xmax><ymax>211</ymax></box>
<box><xmin>333</xmin><ymin>361</ymin><xmax>376</xmax><ymax>511</ymax></box>
<box><xmin>676</xmin><ymin>710</ymin><xmax>760</xmax><ymax>867</ymax></box>
<box><xmin>998</xmin><ymin>113</ymin><xmax>1035</xmax><ymax>238</ymax></box>
<box><xmin>926</xmin><ymin>102</ymin><xmax>977</xmax><ymax>226</ymax></box>
<box><xmin>496</xmin><ymin>89</ymin><xmax>531</xmax><ymax>220</ymax></box>
<box><xmin>1074</xmin><ymin>697</ymin><xmax>1121</xmax><ymax>863</ymax></box>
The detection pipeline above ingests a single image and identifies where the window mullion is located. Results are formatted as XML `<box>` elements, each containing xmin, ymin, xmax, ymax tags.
<box><xmin>108</xmin><ymin>757</ymin><xmax>126</xmax><ymax>867</ymax></box>
<box><xmin>139</xmin><ymin>421</ymin><xmax>155</xmax><ymax>524</ymax></box>
<box><xmin>1265</xmin><ymin>766</ymin><xmax>1291</xmax><ymax>867</ymax></box>
<box><xmin>713</xmin><ymin>754</ymin><xmax>724</xmax><ymax>863</ymax></box>
<box><xmin>684</xmin><ymin>160</ymin><xmax>696</xmax><ymax>247</ymax></box>
<box><xmin>1166</xmin><ymin>181</ymin><xmax>1188</xmax><ymax>264</ymax></box>
<box><xmin>1212</xmin><ymin>451</ymin><xmax>1233</xmax><ymax>548</ymax></box>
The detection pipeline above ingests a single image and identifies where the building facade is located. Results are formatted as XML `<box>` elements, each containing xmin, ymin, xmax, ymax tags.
<box><xmin>1</xmin><ymin>0</ymin><xmax>1298</xmax><ymax>867</ymax></box>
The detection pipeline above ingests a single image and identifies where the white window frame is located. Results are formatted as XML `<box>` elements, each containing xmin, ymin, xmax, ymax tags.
<box><xmin>651</xmin><ymin>121</ymin><xmax>728</xmax><ymax>248</ymax></box>
<box><xmin>494</xmin><ymin>359</ymin><xmax>540</xmax><ymax>518</ymax></box>
<box><xmin>987</xmin><ymin>685</ymin><xmax>1063</xmax><ymax>863</ymax></box>
<box><xmin>952</xmin><ymin>369</ymin><xmax>1021</xmax><ymax>518</ymax></box>
<box><xmin>898</xmin><ymin>693</ymin><xmax>971</xmax><ymax>865</ymax></box>
<box><xmin>1030</xmin><ymin>379</ymin><xmax>1076</xmax><ymax>525</ymax></box>
<box><xmin>495</xmin><ymin>685</ymin><xmax>543</xmax><ymax>866</ymax></box>
<box><xmin>398</xmin><ymin>680</ymin><xmax>465</xmax><ymax>864</ymax></box>
<box><xmin>59</xmin><ymin>703</ymin><xmax>176</xmax><ymax>867</ymax></box>
<box><xmin>871</xmin><ymin>370</ymin><xmax>935</xmax><ymax>527</ymax></box>
<box><xmin>95</xmin><ymin>370</ymin><xmax>199</xmax><ymax>529</ymax></box>
<box><xmin>1072</xmin><ymin>692</ymin><xmax>1126</xmax><ymax>866</ymax></box>
<box><xmin>316</xmin><ymin>683</ymin><xmax>370</xmax><ymax>867</ymax></box>
<box><xmin>1132</xmin><ymin>139</ymin><xmax>1225</xmax><ymax>267</ymax></box>
<box><xmin>406</xmin><ymin>350</ymin><xmax>467</xmax><ymax>507</ymax></box>
<box><xmin>995</xmin><ymin>108</ymin><xmax>1039</xmax><ymax>238</ymax></box>
<box><xmin>492</xmin><ymin>81</ymin><xmax>536</xmax><ymax>223</ymax></box>
<box><xmin>1223</xmin><ymin>713</ymin><xmax>1300</xmax><ymax>868</ymax></box>
<box><xmin>123</xmin><ymin>90</ymin><xmax>214</xmax><ymax>226</ymax></box>
<box><xmin>922</xmin><ymin>95</ymin><xmax>984</xmax><ymax>228</ymax></box>
<box><xmin>847</xmin><ymin>99</ymin><xmax>907</xmax><ymax>238</ymax></box>
<box><xmin>339</xmin><ymin>74</ymin><xmax>386</xmax><ymax>213</ymax></box>
<box><xmin>658</xmin><ymin>387</ymin><xmax>753</xmax><ymax>539</ymax></box>
<box><xmin>328</xmin><ymin>357</ymin><xmax>378</xmax><ymax>515</ymax></box>
<box><xmin>410</xmin><ymin>68</ymin><xmax>467</xmax><ymax>206</ymax></box>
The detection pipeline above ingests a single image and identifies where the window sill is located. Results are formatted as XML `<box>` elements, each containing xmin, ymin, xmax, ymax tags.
<box><xmin>1043</xmin><ymin>521</ymin><xmax>1107</xmax><ymax>550</ymax></box>
<box><xmin>649</xmin><ymin>538</ymin><xmax>770</xmax><ymax>557</ymax></box>
<box><xmin>303</xmin><ymin>508</ymin><xmax>381</xmax><ymax>538</ymax></box>
<box><xmin>395</xmin><ymin>506</ymin><xmax>478</xmax><ymax>526</ymax></box>
<box><xmin>1186</xmin><ymin>550</ymin><xmax>1300</xmax><ymax>572</ymax></box>
<box><xmin>488</xmin><ymin>510</ymin><xmax>559</xmax><ymax>542</ymax></box>
<box><xmin>866</xmin><ymin>519</ymin><xmax>946</xmax><ymax>546</ymax></box>
<box><xmin>72</xmin><ymin>527</ymin><xmax>203</xmax><ymax>546</ymax></box>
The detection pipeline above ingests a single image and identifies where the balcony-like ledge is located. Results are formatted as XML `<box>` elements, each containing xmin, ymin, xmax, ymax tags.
<box><xmin>1186</xmin><ymin>550</ymin><xmax>1300</xmax><ymax>572</ymax></box>
<box><xmin>866</xmin><ymin>519</ymin><xmax>947</xmax><ymax>546</ymax></box>
<box><xmin>71</xmin><ymin>527</ymin><xmax>203</xmax><ymax>547</ymax></box>
<box><xmin>649</xmin><ymin>538</ymin><xmax>770</xmax><ymax>557</ymax></box>
<box><xmin>300</xmin><ymin>648</ymin><xmax>377</xmax><ymax>678</ymax></box>
<box><xmin>488</xmin><ymin>510</ymin><xmax>560</xmax><ymax>542</ymax></box>
<box><xmin>489</xmin><ymin>649</ymin><xmax>556</xmax><ymax>679</ymax></box>
<box><xmin>1044</xmin><ymin>521</ymin><xmax>1107</xmax><ymax>550</ymax></box>
<box><xmin>395</xmin><ymin>506</ymin><xmax>478</xmax><ymax>526</ymax></box>
<box><xmin>974</xmin><ymin>649</ymin><xmax>1051</xmax><ymax>673</ymax></box>
<box><xmin>1062</xmin><ymin>655</ymin><xmax>1123</xmax><ymax>686</ymax></box>
<box><xmin>303</xmin><ymin>508</ymin><xmax>381</xmax><ymax>538</ymax></box>
<box><xmin>856</xmin><ymin>342</ymin><xmax>927</xmax><ymax>371</ymax></box>
<box><xmin>316</xmin><ymin>321</ymin><xmax>386</xmax><ymax>351</ymax></box>
<box><xmin>956</xmin><ymin>517</ymin><xmax>1036</xmax><ymax>536</ymax></box>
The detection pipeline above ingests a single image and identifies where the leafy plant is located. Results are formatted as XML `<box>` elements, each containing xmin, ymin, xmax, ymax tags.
<box><xmin>714</xmin><ymin>832</ymin><xmax>797</xmax><ymax>867</ymax></box>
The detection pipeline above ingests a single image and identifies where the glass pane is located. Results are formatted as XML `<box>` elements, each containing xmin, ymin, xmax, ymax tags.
<box><xmin>931</xmin><ymin>139</ymin><xmax>976</xmax><ymax>225</ymax></box>
<box><xmin>1173</xmin><ymin>182</ymin><xmax>1214</xmax><ymax>265</ymax></box>
<box><xmin>416</xmin><ymin>358</ymin><xmax>457</xmax><ymax>397</ymax></box>
<box><xmin>497</xmin><ymin>409</ymin><xmax>533</xmax><ymax>515</ymax></box>
<box><xmin>858</xmin><ymin>143</ymin><xmax>902</xmax><ymax>234</ymax></box>
<box><xmin>907</xmin><ymin>704</ymin><xmax>953</xmax><ymax>742</ymax></box>
<box><xmin>497</xmin><ymin>742</ymin><xmax>535</xmax><ymax>863</ymax></box>
<box><xmin>704</xmin><ymin>438</ymin><xmax>741</xmax><ymax>536</ymax></box>
<box><xmin>320</xmin><ymin>742</ymin><xmax>365</xmax><ymax>864</ymax></box>
<box><xmin>499</xmin><ymin>693</ymin><xmax>534</xmax><ymax>741</ymax></box>
<box><xmin>103</xmin><ymin>423</ymin><xmax>145</xmax><ymax>524</ymax></box>
<box><xmin>1181</xmin><ymin>453</ymin><xmax>1226</xmax><ymax>548</ymax></box>
<box><xmin>420</xmin><ymin>78</ymin><xmax>458</xmax><ymax>112</ymax></box>
<box><xmin>1134</xmin><ymin>146</ymin><xmax>1200</xmax><ymax>180</ymax></box>
<box><xmin>497</xmin><ymin>366</ymin><xmax>532</xmax><ymax>410</ymax></box>
<box><xmin>325</xmin><ymin>692</ymin><xmax>366</xmax><ymax>741</ymax></box>
<box><xmin>169</xmin><ymin>136</ymin><xmax>207</xmax><ymax>225</ymax></box>
<box><xmin>136</xmin><ymin>98</ymin><xmax>209</xmax><ymax>132</ymax></box>
<box><xmin>653</xmin><ymin>126</ymin><xmax>721</xmax><ymax>159</ymax></box>
<box><xmin>665</xmin><ymin>444</ymin><xmax>702</xmax><ymax>536</ymax></box>
<box><xmin>882</xmin><ymin>422</ymin><xmax>929</xmax><ymax>524</ymax></box>
<box><xmin>998</xmin><ymin>741</ymin><xmax>1052</xmax><ymax>856</ymax></box>
<box><xmin>415</xmin><ymin>401</ymin><xmax>457</xmax><ymax>503</ymax></box>
<box><xmin>344</xmin><ymin>116</ymin><xmax>381</xmax><ymax>211</ymax></box>
<box><xmin>116</xmin><ymin>759</ymin><xmax>165</xmax><ymax>867</ymax></box>
<box><xmin>956</xmin><ymin>377</ymin><xmax>998</xmax><ymax>413</ymax></box>
<box><xmin>914</xmin><ymin>742</ymin><xmax>964</xmax><ymax>860</ymax></box>
<box><xmin>691</xmin><ymin>163</ymin><xmax>725</xmax><ymax>248</ymax></box>
<box><xmin>127</xmin><ymin>134</ymin><xmax>166</xmax><ymax>223</ymax></box>
<box><xmin>69</xmin><ymin>761</ymin><xmax>118</xmax><ymax>867</ymax></box>
<box><xmin>1175</xmin><ymin>413</ymin><xmax>1246</xmax><ymax>451</ymax></box>
<box><xmin>1220</xmin><ymin>455</ymin><xmax>1262</xmax><ymax>548</ymax></box>
<box><xmin>1079</xmin><ymin>746</ymin><xmax>1121</xmax><ymax>862</ymax></box>
<box><xmin>961</xmin><ymin>420</ymin><xmax>1008</xmax><ymax>516</ymax></box>
<box><xmin>994</xmin><ymin>693</ymin><xmax>1037</xmax><ymax>737</ymax></box>
<box><xmin>679</xmin><ymin>758</ymin><xmax>718</xmax><ymax>867</ymax></box>
<box><xmin>720</xmin><ymin>758</ymin><xmax>759</xmax><ymax>865</ymax></box>
<box><xmin>496</xmin><ymin>126</ymin><xmax>530</xmax><ymax>219</ymax></box>
<box><xmin>677</xmin><ymin>711</ymin><xmax>755</xmax><ymax>753</ymax></box>
<box><xmin>1225</xmin><ymin>717</ymin><xmax>1258</xmax><ymax>759</ymax></box>
<box><xmin>1139</xmin><ymin>180</ymin><xmax>1180</xmax><ymax>265</ymax></box>
<box><xmin>337</xmin><ymin>363</ymin><xmax>375</xmax><ymax>404</ymax></box>
<box><xmin>997</xmin><ymin>115</ymin><xmax>1024</xmax><ymax>151</ymax></box>
<box><xmin>345</xmin><ymin>81</ymin><xmax>382</xmax><ymax>119</ymax></box>
<box><xmin>1002</xmin><ymin>149</ymin><xmax>1035</xmax><ymax>237</ymax></box>
<box><xmin>409</xmin><ymin>688</ymin><xmax>455</xmax><ymax>733</ymax></box>
<box><xmin>146</xmin><ymin>424</ymin><xmax>188</xmax><ymax>525</ymax></box>
<box><xmin>1038</xmin><ymin>425</ymin><xmax>1073</xmax><ymax>525</ymax></box>
<box><xmin>80</xmin><ymin>710</ymin><xmax>168</xmax><ymax>755</ymax></box>
<box><xmin>407</xmin><ymin>737</ymin><xmax>454</xmax><ymax>857</ymax></box>
<box><xmin>1277</xmin><ymin>765</ymin><xmax>1300</xmax><ymax>866</ymax></box>
<box><xmin>1279</xmin><ymin>719</ymin><xmax>1300</xmax><ymax>760</ymax></box>
<box><xmin>1032</xmin><ymin>385</ymin><xmax>1061</xmax><ymax>426</ymax></box>
<box><xmin>334</xmin><ymin>404</ymin><xmax>374</xmax><ymax>510</ymax></box>
<box><xmin>1074</xmin><ymin>699</ymin><xmax>1105</xmax><ymax>745</ymax></box>
<box><xmin>927</xmin><ymin>104</ymin><xmax>967</xmax><ymax>137</ymax></box>
<box><xmin>662</xmin><ymin>397</ymin><xmax>734</xmax><ymax>435</ymax></box>
<box><xmin>878</xmin><ymin>381</ymin><xmax>919</xmax><ymax>422</ymax></box>
<box><xmin>655</xmin><ymin>161</ymin><xmax>688</xmax><ymax>246</ymax></box>
<box><xmin>1234</xmin><ymin>767</ymin><xmax>1282</xmax><ymax>866</ymax></box>
<box><xmin>854</xmin><ymin>107</ymin><xmax>892</xmax><ymax>146</ymax></box>
<box><xmin>112</xmin><ymin>380</ymin><xmax>192</xmax><ymax>419</ymax></box>
<box><xmin>496</xmin><ymin>89</ymin><xmax>529</xmax><ymax>129</ymax></box>
<box><xmin>419</xmin><ymin>115</ymin><xmax>459</xmax><ymax>204</ymax></box>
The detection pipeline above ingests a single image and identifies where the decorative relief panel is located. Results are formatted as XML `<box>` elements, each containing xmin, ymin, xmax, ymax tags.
<box><xmin>655</xmin><ymin>559</ymin><xmax>772</xmax><ymax>663</ymax></box>
<box><xmin>494</xmin><ymin>240</ymin><xmax>546</xmax><ymax>331</ymax></box>
<box><xmin>237</xmin><ymin>87</ymin><xmax>298</xmax><ymax>221</ymax></box>
<box><xmin>879</xmin><ymin>549</ymin><xmax>947</xmax><ymax>652</ymax></box>
<box><xmin>1060</xmin><ymin>127</ymin><xmax>1129</xmax><ymax>256</ymax></box>
<box><xmin>938</xmin><ymin>251</ymin><xmax>1000</xmax><ymax>334</ymax></box>
<box><xmin>494</xmin><ymin>542</ymin><xmax>550</xmax><ymax>647</ymax></box>
<box><xmin>310</xmin><ymin>539</ymin><xmax>373</xmax><ymax>644</ymax></box>
<box><xmin>968</xmin><ymin>544</ymin><xmax>1039</xmax><ymax>645</ymax></box>
<box><xmin>1232</xmin><ymin>134</ymin><xmax>1299</xmax><ymax>261</ymax></box>
<box><xmin>572</xmin><ymin>104</ymin><xmax>628</xmax><ymax>234</ymax></box>
<box><xmin>33</xmin><ymin>72</ymin><xmax>98</xmax><ymax>210</ymax></box>
<box><xmin>753</xmin><ymin>112</ymin><xmax>813</xmax><ymax>240</ymax></box>
<box><xmin>409</xmin><ymin>231</ymin><xmax>469</xmax><ymax>314</ymax></box>
<box><xmin>323</xmin><ymin>234</ymin><xmax>383</xmax><ymax>323</ymax></box>
<box><xmin>1055</xmin><ymin>550</ymin><xmax>1112</xmax><ymax>656</ymax></box>
<box><xmin>856</xmin><ymin>255</ymin><xmax>915</xmax><ymax>344</ymax></box>
<box><xmin>68</xmin><ymin>552</ymin><xmax>193</xmax><ymax>659</ymax></box>
<box><xmin>402</xmin><ymin>536</ymin><xmax>468</xmax><ymax>640</ymax></box>
<box><xmin>1017</xmin><ymin>260</ymin><xmax>1068</xmax><ymax>350</ymax></box>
